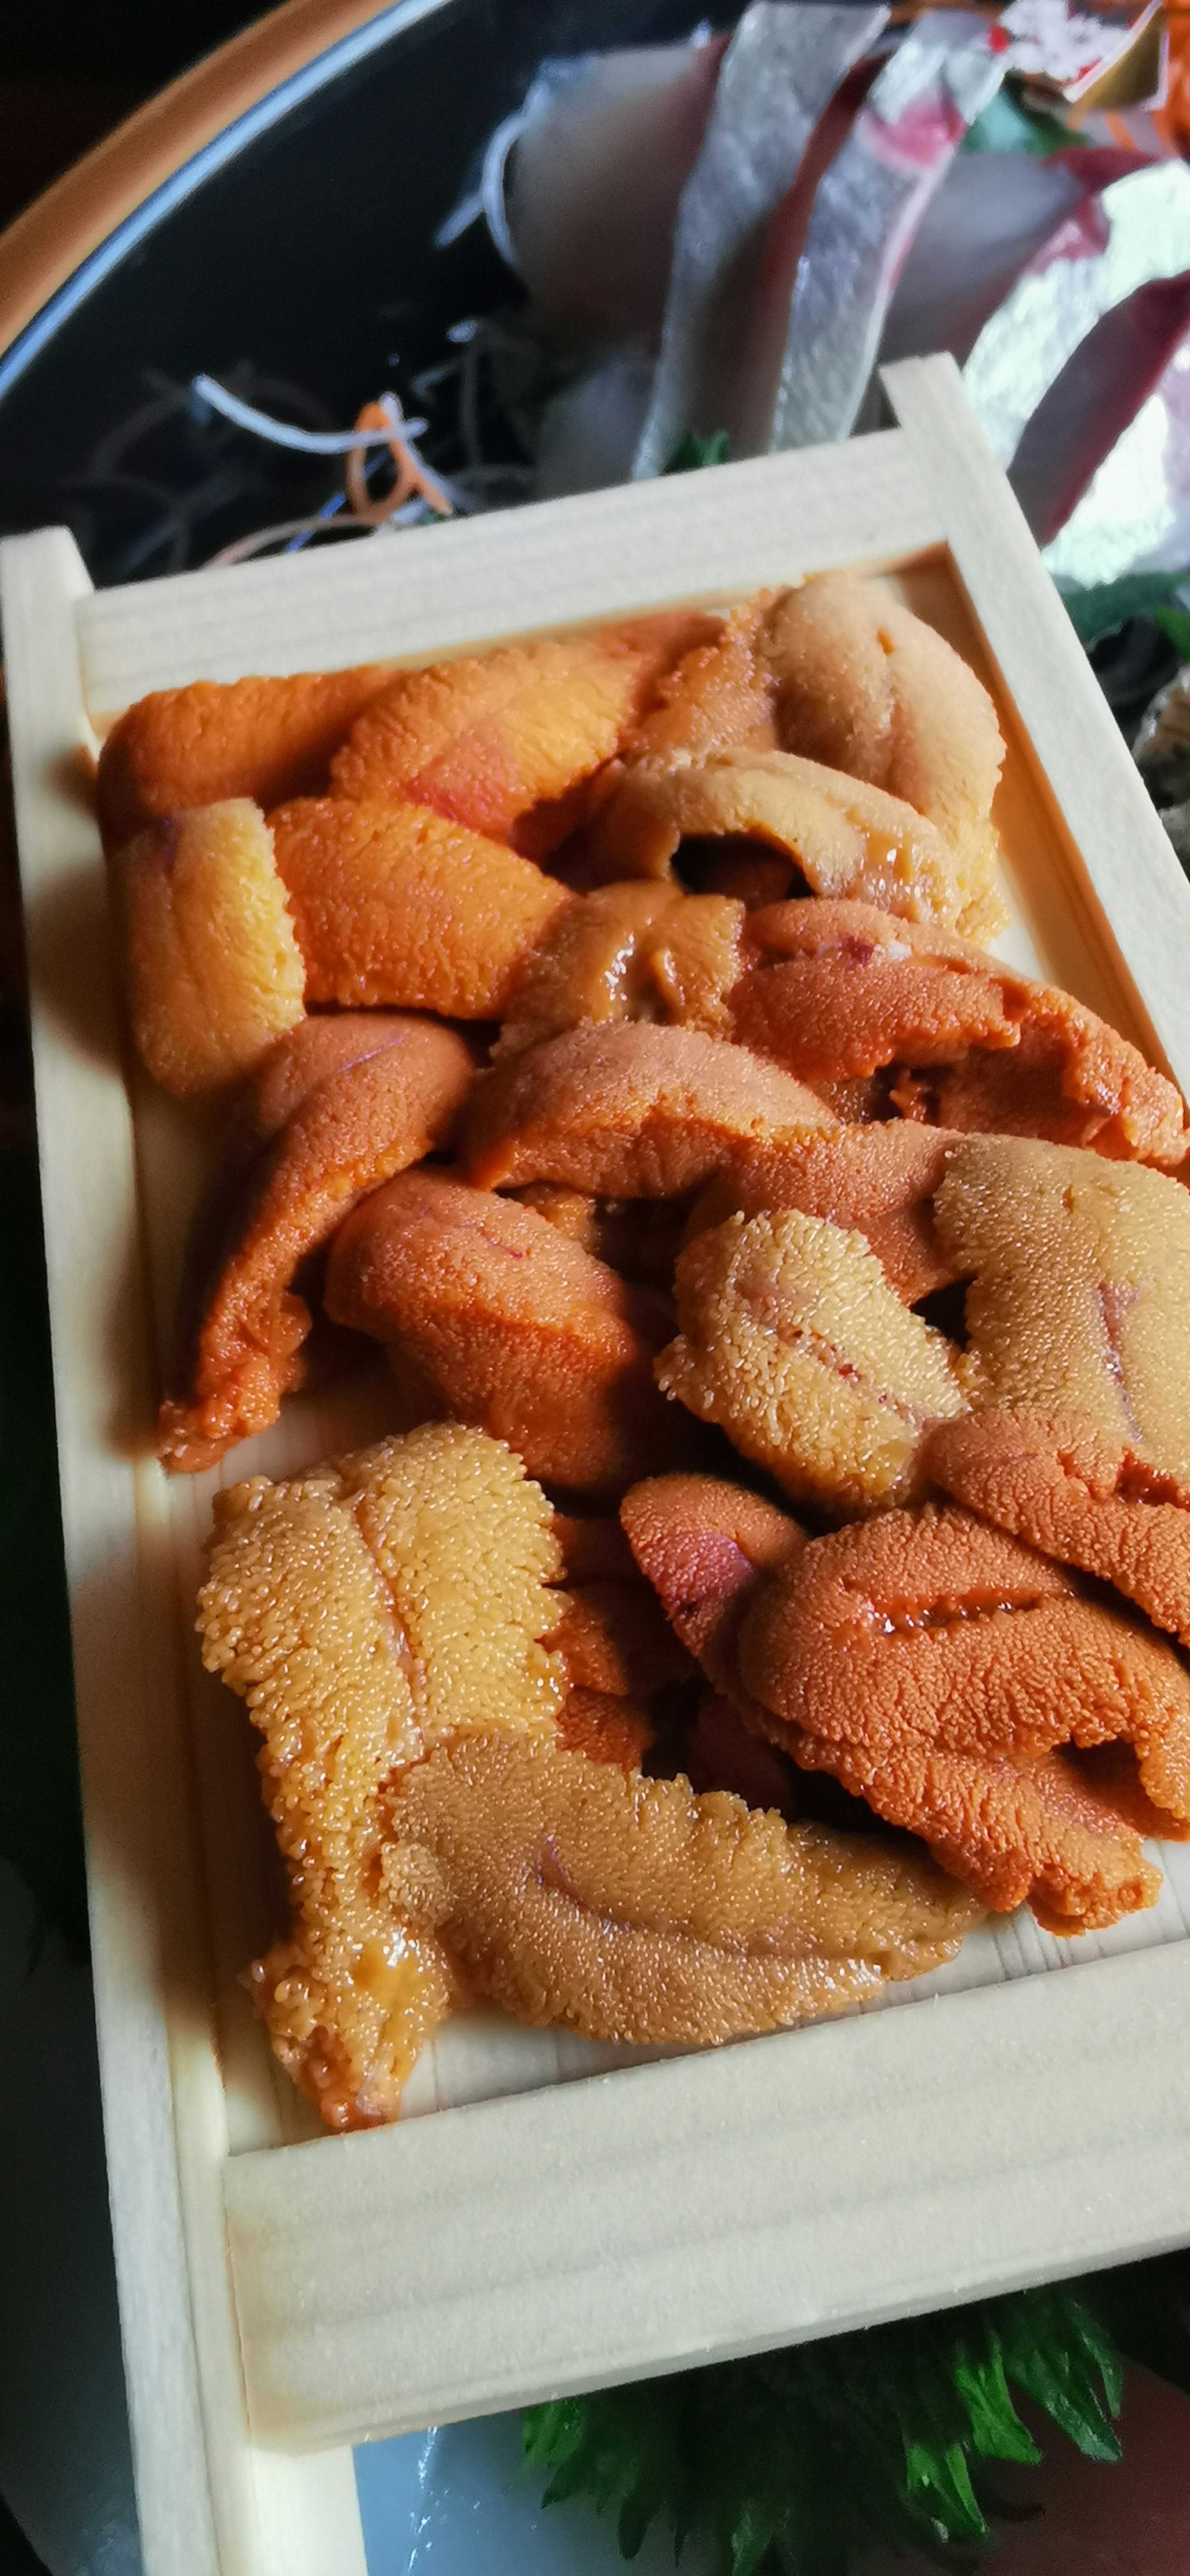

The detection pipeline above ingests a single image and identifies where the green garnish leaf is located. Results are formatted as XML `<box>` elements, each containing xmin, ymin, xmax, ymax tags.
<box><xmin>664</xmin><ymin>430</ymin><xmax>730</xmax><ymax>474</ymax></box>
<box><xmin>524</xmin><ymin>2268</ymin><xmax>1146</xmax><ymax>2573</ymax></box>
<box><xmin>963</xmin><ymin>90</ymin><xmax>1090</xmax><ymax>154</ymax></box>
<box><xmin>1154</xmin><ymin>604</ymin><xmax>1190</xmax><ymax>664</ymax></box>
<box><xmin>1059</xmin><ymin>568</ymin><xmax>1190</xmax><ymax>646</ymax></box>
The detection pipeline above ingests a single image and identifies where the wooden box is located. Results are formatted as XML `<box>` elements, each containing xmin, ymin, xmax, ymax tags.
<box><xmin>6</xmin><ymin>355</ymin><xmax>1190</xmax><ymax>2576</ymax></box>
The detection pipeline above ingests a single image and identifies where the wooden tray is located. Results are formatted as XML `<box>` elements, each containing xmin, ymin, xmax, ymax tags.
<box><xmin>7</xmin><ymin>354</ymin><xmax>1190</xmax><ymax>2576</ymax></box>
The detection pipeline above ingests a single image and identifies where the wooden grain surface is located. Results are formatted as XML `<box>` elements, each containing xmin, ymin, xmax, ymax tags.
<box><xmin>1</xmin><ymin>528</ymin><xmax>368</xmax><ymax>2571</ymax></box>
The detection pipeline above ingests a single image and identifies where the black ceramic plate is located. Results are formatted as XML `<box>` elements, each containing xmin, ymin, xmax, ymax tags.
<box><xmin>0</xmin><ymin>0</ymin><xmax>723</xmax><ymax>585</ymax></box>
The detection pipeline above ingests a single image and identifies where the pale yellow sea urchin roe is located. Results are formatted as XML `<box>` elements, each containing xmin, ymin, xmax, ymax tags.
<box><xmin>658</xmin><ymin>1208</ymin><xmax>968</xmax><ymax>1512</ymax></box>
<box><xmin>382</xmin><ymin>1732</ymin><xmax>980</xmax><ymax>2046</ymax></box>
<box><xmin>198</xmin><ymin>1466</ymin><xmax>438</xmax><ymax>2127</ymax></box>
<box><xmin>197</xmin><ymin>1425</ymin><xmax>565</xmax><ymax>2125</ymax></box>
<box><xmin>934</xmin><ymin>1136</ymin><xmax>1190</xmax><ymax>1482</ymax></box>
<box><xmin>109</xmin><ymin>799</ymin><xmax>305</xmax><ymax>1097</ymax></box>
<box><xmin>340</xmin><ymin>1424</ymin><xmax>564</xmax><ymax>1747</ymax></box>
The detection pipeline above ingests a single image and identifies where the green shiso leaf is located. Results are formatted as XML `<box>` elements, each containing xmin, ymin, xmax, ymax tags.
<box><xmin>523</xmin><ymin>2267</ymin><xmax>1150</xmax><ymax>2574</ymax></box>
<box><xmin>953</xmin><ymin>2342</ymin><xmax>1041</xmax><ymax>2465</ymax></box>
<box><xmin>1081</xmin><ymin>2252</ymin><xmax>1190</xmax><ymax>2403</ymax></box>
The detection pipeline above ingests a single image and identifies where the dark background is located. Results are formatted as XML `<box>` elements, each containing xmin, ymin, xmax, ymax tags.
<box><xmin>0</xmin><ymin>2</ymin><xmax>274</xmax><ymax>231</ymax></box>
<box><xmin>0</xmin><ymin>0</ymin><xmax>716</xmax><ymax>585</ymax></box>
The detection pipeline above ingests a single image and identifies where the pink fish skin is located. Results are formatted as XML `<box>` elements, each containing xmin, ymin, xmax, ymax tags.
<box><xmin>726</xmin><ymin>53</ymin><xmax>883</xmax><ymax>456</ymax></box>
<box><xmin>1010</xmin><ymin>269</ymin><xmax>1190</xmax><ymax>547</ymax></box>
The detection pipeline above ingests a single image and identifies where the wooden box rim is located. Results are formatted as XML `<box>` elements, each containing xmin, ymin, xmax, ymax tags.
<box><xmin>6</xmin><ymin>354</ymin><xmax>1190</xmax><ymax>2576</ymax></box>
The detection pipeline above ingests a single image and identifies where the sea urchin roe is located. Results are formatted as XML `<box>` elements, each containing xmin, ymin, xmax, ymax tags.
<box><xmin>934</xmin><ymin>1136</ymin><xmax>1190</xmax><ymax>1481</ymax></box>
<box><xmin>95</xmin><ymin>663</ymin><xmax>392</xmax><ymax>850</ymax></box>
<box><xmin>621</xmin><ymin>1471</ymin><xmax>803</xmax><ymax>1682</ymax></box>
<box><xmin>159</xmin><ymin>1014</ymin><xmax>474</xmax><ymax>1473</ymax></box>
<box><xmin>684</xmin><ymin>1121</ymin><xmax>960</xmax><ymax>1304</ymax></box>
<box><xmin>730</xmin><ymin>899</ymin><xmax>1188</xmax><ymax>1165</ymax></box>
<box><xmin>626</xmin><ymin>591</ymin><xmax>781</xmax><ymax>761</ymax></box>
<box><xmin>591</xmin><ymin>748</ymin><xmax>972</xmax><ymax>927</ymax></box>
<box><xmin>325</xmin><ymin>1168</ymin><xmax>691</xmax><ymax>1495</ymax></box>
<box><xmin>763</xmin><ymin>574</ymin><xmax>1006</xmax><ymax>935</ymax></box>
<box><xmin>730</xmin><ymin>898</ymin><xmax>1021</xmax><ymax>1081</ymax></box>
<box><xmin>644</xmin><ymin>890</ymin><xmax>748</xmax><ymax>1035</ymax></box>
<box><xmin>339</xmin><ymin>1425</ymin><xmax>563</xmax><ymax>1746</ymax></box>
<box><xmin>109</xmin><ymin>800</ymin><xmax>306</xmax><ymax>1098</ymax></box>
<box><xmin>382</xmin><ymin>1732</ymin><xmax>981</xmax><ymax>2047</ymax></box>
<box><xmin>555</xmin><ymin>1686</ymin><xmax>656</xmax><ymax>1770</ymax></box>
<box><xmin>657</xmin><ymin>1209</ymin><xmax>968</xmax><ymax>1513</ymax></box>
<box><xmin>926</xmin><ymin>1407</ymin><xmax>1190</xmax><ymax>1650</ymax></box>
<box><xmin>497</xmin><ymin>880</ymin><xmax>746</xmax><ymax>1052</ymax></box>
<box><xmin>510</xmin><ymin>1186</ymin><xmax>692</xmax><ymax>1290</ymax></box>
<box><xmin>462</xmin><ymin>1019</ymin><xmax>838</xmax><ymax>1197</ymax></box>
<box><xmin>198</xmin><ymin>1462</ymin><xmax>443</xmax><ymax>2129</ymax></box>
<box><xmin>550</xmin><ymin>1512</ymin><xmax>639</xmax><ymax>1585</ymax></box>
<box><xmin>270</xmin><ymin>795</ymin><xmax>570</xmax><ymax>1016</ymax></box>
<box><xmin>543</xmin><ymin>1575</ymin><xmax>694</xmax><ymax>1697</ymax></box>
<box><xmin>740</xmin><ymin>1501</ymin><xmax>1190</xmax><ymax>1929</ymax></box>
<box><xmin>921</xmin><ymin>991</ymin><xmax>1190</xmax><ymax>1164</ymax></box>
<box><xmin>498</xmin><ymin>879</ymin><xmax>686</xmax><ymax>1047</ymax></box>
<box><xmin>328</xmin><ymin>626</ymin><xmax>700</xmax><ymax>854</ymax></box>
<box><xmin>198</xmin><ymin>1426</ymin><xmax>564</xmax><ymax>2125</ymax></box>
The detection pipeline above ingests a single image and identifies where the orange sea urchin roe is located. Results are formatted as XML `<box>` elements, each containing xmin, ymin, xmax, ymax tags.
<box><xmin>543</xmin><ymin>1575</ymin><xmax>693</xmax><ymax>1697</ymax></box>
<box><xmin>740</xmin><ymin>1502</ymin><xmax>1190</xmax><ymax>1929</ymax></box>
<box><xmin>730</xmin><ymin>899</ymin><xmax>1021</xmax><ymax>1080</ymax></box>
<box><xmin>684</xmin><ymin>1122</ymin><xmax>960</xmax><ymax>1304</ymax></box>
<box><xmin>591</xmin><ymin>749</ymin><xmax>971</xmax><ymax>928</ymax></box>
<box><xmin>496</xmin><ymin>879</ymin><xmax>746</xmax><ymax>1050</ymax></box>
<box><xmin>622</xmin><ymin>1472</ymin><xmax>803</xmax><ymax>1667</ymax></box>
<box><xmin>159</xmin><ymin>1015</ymin><xmax>474</xmax><ymax>1471</ymax></box>
<box><xmin>926</xmin><ymin>1407</ymin><xmax>1190</xmax><ymax>1650</ymax></box>
<box><xmin>764</xmin><ymin>575</ymin><xmax>1006</xmax><ymax>936</ymax></box>
<box><xmin>731</xmin><ymin>899</ymin><xmax>1188</xmax><ymax>1164</ymax></box>
<box><xmin>96</xmin><ymin>663</ymin><xmax>391</xmax><ymax>850</ymax></box>
<box><xmin>621</xmin><ymin>1471</ymin><xmax>803</xmax><ymax>1765</ymax></box>
<box><xmin>270</xmin><ymin>796</ymin><xmax>570</xmax><ymax>1016</ymax></box>
<box><xmin>325</xmin><ymin>1168</ymin><xmax>693</xmax><ymax>1495</ymax></box>
<box><xmin>554</xmin><ymin>1688</ymin><xmax>656</xmax><ymax>1770</ymax></box>
<box><xmin>328</xmin><ymin>628</ymin><xmax>698</xmax><ymax>854</ymax></box>
<box><xmin>462</xmin><ymin>1019</ymin><xmax>837</xmax><ymax>1196</ymax></box>
<box><xmin>625</xmin><ymin>591</ymin><xmax>781</xmax><ymax>760</ymax></box>
<box><xmin>382</xmin><ymin>1731</ymin><xmax>980</xmax><ymax>2047</ymax></box>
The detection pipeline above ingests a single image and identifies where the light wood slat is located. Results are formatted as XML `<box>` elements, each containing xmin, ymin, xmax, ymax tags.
<box><xmin>2</xmin><ymin>529</ymin><xmax>221</xmax><ymax>2576</ymax></box>
<box><xmin>2</xmin><ymin>529</ymin><xmax>369</xmax><ymax>2576</ymax></box>
<box><xmin>227</xmin><ymin>1942</ymin><xmax>1190</xmax><ymax>2447</ymax></box>
<box><xmin>883</xmin><ymin>353</ymin><xmax>1190</xmax><ymax>1097</ymax></box>
<box><xmin>74</xmin><ymin>428</ymin><xmax>945</xmax><ymax>708</ymax></box>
